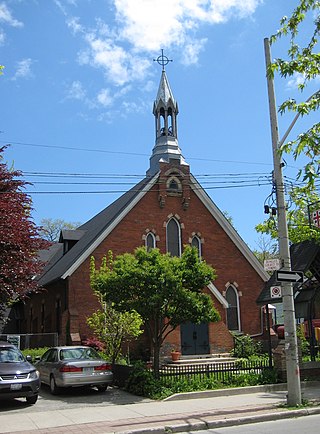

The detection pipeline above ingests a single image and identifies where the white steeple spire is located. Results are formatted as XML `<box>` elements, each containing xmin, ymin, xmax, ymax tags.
<box><xmin>147</xmin><ymin>53</ymin><xmax>188</xmax><ymax>176</ymax></box>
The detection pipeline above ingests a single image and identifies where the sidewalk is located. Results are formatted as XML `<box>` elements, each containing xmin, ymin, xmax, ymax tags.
<box><xmin>1</xmin><ymin>382</ymin><xmax>320</xmax><ymax>434</ymax></box>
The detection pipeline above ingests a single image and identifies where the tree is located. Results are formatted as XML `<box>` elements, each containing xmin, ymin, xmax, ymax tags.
<box><xmin>256</xmin><ymin>185</ymin><xmax>320</xmax><ymax>244</ymax></box>
<box><xmin>0</xmin><ymin>66</ymin><xmax>4</xmax><ymax>75</ymax></box>
<box><xmin>87</xmin><ymin>284</ymin><xmax>143</xmax><ymax>365</ymax></box>
<box><xmin>252</xmin><ymin>234</ymin><xmax>279</xmax><ymax>266</ymax></box>
<box><xmin>39</xmin><ymin>218</ymin><xmax>82</xmax><ymax>242</ymax></box>
<box><xmin>269</xmin><ymin>0</ymin><xmax>320</xmax><ymax>187</ymax></box>
<box><xmin>0</xmin><ymin>146</ymin><xmax>48</xmax><ymax>322</ymax></box>
<box><xmin>90</xmin><ymin>246</ymin><xmax>220</xmax><ymax>377</ymax></box>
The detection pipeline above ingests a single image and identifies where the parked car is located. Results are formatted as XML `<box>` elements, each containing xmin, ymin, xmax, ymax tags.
<box><xmin>35</xmin><ymin>346</ymin><xmax>113</xmax><ymax>394</ymax></box>
<box><xmin>0</xmin><ymin>341</ymin><xmax>40</xmax><ymax>404</ymax></box>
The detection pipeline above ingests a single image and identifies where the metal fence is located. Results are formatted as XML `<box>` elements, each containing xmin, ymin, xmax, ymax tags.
<box><xmin>160</xmin><ymin>359</ymin><xmax>272</xmax><ymax>384</ymax></box>
<box><xmin>0</xmin><ymin>333</ymin><xmax>58</xmax><ymax>350</ymax></box>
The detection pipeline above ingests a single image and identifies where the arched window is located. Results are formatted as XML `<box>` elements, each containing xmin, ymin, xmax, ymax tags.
<box><xmin>166</xmin><ymin>218</ymin><xmax>181</xmax><ymax>257</ymax></box>
<box><xmin>226</xmin><ymin>286</ymin><xmax>240</xmax><ymax>331</ymax></box>
<box><xmin>191</xmin><ymin>235</ymin><xmax>201</xmax><ymax>257</ymax></box>
<box><xmin>145</xmin><ymin>232</ymin><xmax>156</xmax><ymax>251</ymax></box>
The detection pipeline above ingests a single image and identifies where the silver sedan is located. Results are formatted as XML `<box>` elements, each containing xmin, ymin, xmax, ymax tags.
<box><xmin>36</xmin><ymin>346</ymin><xmax>113</xmax><ymax>395</ymax></box>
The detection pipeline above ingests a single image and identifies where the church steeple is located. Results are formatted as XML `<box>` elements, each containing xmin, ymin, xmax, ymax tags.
<box><xmin>147</xmin><ymin>51</ymin><xmax>188</xmax><ymax>176</ymax></box>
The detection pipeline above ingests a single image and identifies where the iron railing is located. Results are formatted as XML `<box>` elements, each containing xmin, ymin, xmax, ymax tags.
<box><xmin>159</xmin><ymin>359</ymin><xmax>272</xmax><ymax>383</ymax></box>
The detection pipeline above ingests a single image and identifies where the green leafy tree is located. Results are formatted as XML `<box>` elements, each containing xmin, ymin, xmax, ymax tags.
<box><xmin>252</xmin><ymin>235</ymin><xmax>279</xmax><ymax>267</ymax></box>
<box><xmin>87</xmin><ymin>285</ymin><xmax>143</xmax><ymax>365</ymax></box>
<box><xmin>269</xmin><ymin>0</ymin><xmax>320</xmax><ymax>187</ymax></box>
<box><xmin>0</xmin><ymin>66</ymin><xmax>4</xmax><ymax>75</ymax></box>
<box><xmin>39</xmin><ymin>218</ymin><xmax>82</xmax><ymax>242</ymax></box>
<box><xmin>256</xmin><ymin>186</ymin><xmax>320</xmax><ymax>244</ymax></box>
<box><xmin>90</xmin><ymin>246</ymin><xmax>220</xmax><ymax>377</ymax></box>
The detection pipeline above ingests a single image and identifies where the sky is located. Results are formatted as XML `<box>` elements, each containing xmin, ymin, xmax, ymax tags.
<box><xmin>0</xmin><ymin>0</ymin><xmax>318</xmax><ymax>251</ymax></box>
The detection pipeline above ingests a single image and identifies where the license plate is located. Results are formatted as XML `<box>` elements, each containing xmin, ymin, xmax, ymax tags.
<box><xmin>83</xmin><ymin>367</ymin><xmax>93</xmax><ymax>373</ymax></box>
<box><xmin>10</xmin><ymin>383</ymin><xmax>22</xmax><ymax>390</ymax></box>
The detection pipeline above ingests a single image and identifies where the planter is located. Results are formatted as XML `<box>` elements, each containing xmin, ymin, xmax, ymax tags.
<box><xmin>171</xmin><ymin>351</ymin><xmax>181</xmax><ymax>361</ymax></box>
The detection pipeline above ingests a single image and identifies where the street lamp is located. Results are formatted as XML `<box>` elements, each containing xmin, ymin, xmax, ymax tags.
<box><xmin>264</xmin><ymin>37</ymin><xmax>302</xmax><ymax>406</ymax></box>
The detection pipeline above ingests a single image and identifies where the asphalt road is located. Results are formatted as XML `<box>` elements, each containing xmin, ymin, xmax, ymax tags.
<box><xmin>0</xmin><ymin>384</ymin><xmax>150</xmax><ymax>413</ymax></box>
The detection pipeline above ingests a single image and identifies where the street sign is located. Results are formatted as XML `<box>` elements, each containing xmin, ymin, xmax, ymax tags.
<box><xmin>264</xmin><ymin>258</ymin><xmax>281</xmax><ymax>271</ymax></box>
<box><xmin>270</xmin><ymin>286</ymin><xmax>282</xmax><ymax>298</ymax></box>
<box><xmin>276</xmin><ymin>270</ymin><xmax>304</xmax><ymax>283</ymax></box>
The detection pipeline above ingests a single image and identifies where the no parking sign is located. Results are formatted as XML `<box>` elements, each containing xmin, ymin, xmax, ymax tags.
<box><xmin>270</xmin><ymin>285</ymin><xmax>282</xmax><ymax>298</ymax></box>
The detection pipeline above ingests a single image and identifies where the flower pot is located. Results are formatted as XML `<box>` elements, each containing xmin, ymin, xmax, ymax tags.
<box><xmin>171</xmin><ymin>351</ymin><xmax>181</xmax><ymax>361</ymax></box>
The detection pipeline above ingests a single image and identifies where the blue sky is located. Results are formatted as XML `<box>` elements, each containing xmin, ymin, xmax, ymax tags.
<box><xmin>0</xmin><ymin>0</ymin><xmax>318</xmax><ymax>250</ymax></box>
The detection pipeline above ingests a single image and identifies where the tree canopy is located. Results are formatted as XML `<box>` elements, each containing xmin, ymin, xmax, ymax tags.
<box><xmin>90</xmin><ymin>246</ymin><xmax>220</xmax><ymax>375</ymax></box>
<box><xmin>269</xmin><ymin>0</ymin><xmax>320</xmax><ymax>187</ymax></box>
<box><xmin>39</xmin><ymin>217</ymin><xmax>82</xmax><ymax>242</ymax></box>
<box><xmin>0</xmin><ymin>146</ymin><xmax>48</xmax><ymax>322</ymax></box>
<box><xmin>256</xmin><ymin>185</ymin><xmax>320</xmax><ymax>244</ymax></box>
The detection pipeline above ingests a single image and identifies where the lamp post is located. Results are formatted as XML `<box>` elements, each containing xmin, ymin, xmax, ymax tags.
<box><xmin>264</xmin><ymin>37</ymin><xmax>302</xmax><ymax>406</ymax></box>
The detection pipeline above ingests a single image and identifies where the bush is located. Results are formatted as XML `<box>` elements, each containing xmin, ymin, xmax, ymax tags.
<box><xmin>232</xmin><ymin>334</ymin><xmax>263</xmax><ymax>358</ymax></box>
<box><xmin>125</xmin><ymin>361</ymin><xmax>158</xmax><ymax>396</ymax></box>
<box><xmin>22</xmin><ymin>347</ymin><xmax>48</xmax><ymax>362</ymax></box>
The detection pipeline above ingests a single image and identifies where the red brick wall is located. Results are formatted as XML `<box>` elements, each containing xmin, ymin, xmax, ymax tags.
<box><xmin>23</xmin><ymin>163</ymin><xmax>265</xmax><ymax>355</ymax></box>
<box><xmin>65</xmin><ymin>164</ymin><xmax>264</xmax><ymax>352</ymax></box>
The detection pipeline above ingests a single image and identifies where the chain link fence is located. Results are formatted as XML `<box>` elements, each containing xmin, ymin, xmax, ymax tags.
<box><xmin>0</xmin><ymin>333</ymin><xmax>58</xmax><ymax>349</ymax></box>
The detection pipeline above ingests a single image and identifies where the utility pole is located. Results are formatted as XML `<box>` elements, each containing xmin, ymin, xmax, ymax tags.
<box><xmin>264</xmin><ymin>37</ymin><xmax>302</xmax><ymax>406</ymax></box>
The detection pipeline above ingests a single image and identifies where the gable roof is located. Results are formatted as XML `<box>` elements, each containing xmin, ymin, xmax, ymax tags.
<box><xmin>38</xmin><ymin>175</ymin><xmax>157</xmax><ymax>286</ymax></box>
<box><xmin>190</xmin><ymin>174</ymin><xmax>269</xmax><ymax>281</ymax></box>
<box><xmin>38</xmin><ymin>172</ymin><xmax>268</xmax><ymax>287</ymax></box>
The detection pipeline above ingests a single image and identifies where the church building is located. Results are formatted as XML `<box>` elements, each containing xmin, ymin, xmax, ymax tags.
<box><xmin>8</xmin><ymin>63</ymin><xmax>269</xmax><ymax>357</ymax></box>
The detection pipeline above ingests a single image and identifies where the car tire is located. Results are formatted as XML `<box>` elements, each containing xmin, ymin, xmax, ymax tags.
<box><xmin>50</xmin><ymin>375</ymin><xmax>59</xmax><ymax>395</ymax></box>
<box><xmin>26</xmin><ymin>394</ymin><xmax>38</xmax><ymax>405</ymax></box>
<box><xmin>97</xmin><ymin>385</ymin><xmax>107</xmax><ymax>392</ymax></box>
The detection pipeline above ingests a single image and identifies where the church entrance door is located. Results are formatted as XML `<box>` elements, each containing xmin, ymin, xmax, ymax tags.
<box><xmin>180</xmin><ymin>322</ymin><xmax>210</xmax><ymax>355</ymax></box>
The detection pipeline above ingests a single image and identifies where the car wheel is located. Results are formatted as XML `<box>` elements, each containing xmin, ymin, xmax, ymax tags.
<box><xmin>50</xmin><ymin>375</ymin><xmax>59</xmax><ymax>395</ymax></box>
<box><xmin>26</xmin><ymin>394</ymin><xmax>38</xmax><ymax>405</ymax></box>
<box><xmin>97</xmin><ymin>385</ymin><xmax>107</xmax><ymax>392</ymax></box>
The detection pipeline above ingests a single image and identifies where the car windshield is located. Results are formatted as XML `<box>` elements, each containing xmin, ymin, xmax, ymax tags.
<box><xmin>59</xmin><ymin>347</ymin><xmax>100</xmax><ymax>361</ymax></box>
<box><xmin>0</xmin><ymin>347</ymin><xmax>25</xmax><ymax>363</ymax></box>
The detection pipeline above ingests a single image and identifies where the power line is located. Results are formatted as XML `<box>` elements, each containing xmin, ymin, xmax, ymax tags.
<box><xmin>1</xmin><ymin>139</ymin><xmax>276</xmax><ymax>167</ymax></box>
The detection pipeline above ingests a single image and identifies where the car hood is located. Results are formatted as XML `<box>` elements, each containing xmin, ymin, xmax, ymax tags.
<box><xmin>0</xmin><ymin>361</ymin><xmax>36</xmax><ymax>375</ymax></box>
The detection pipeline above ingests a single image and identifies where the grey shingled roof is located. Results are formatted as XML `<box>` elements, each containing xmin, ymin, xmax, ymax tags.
<box><xmin>38</xmin><ymin>176</ymin><xmax>153</xmax><ymax>286</ymax></box>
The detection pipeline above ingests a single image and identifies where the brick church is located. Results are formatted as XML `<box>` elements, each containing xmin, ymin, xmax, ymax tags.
<box><xmin>7</xmin><ymin>65</ymin><xmax>269</xmax><ymax>357</ymax></box>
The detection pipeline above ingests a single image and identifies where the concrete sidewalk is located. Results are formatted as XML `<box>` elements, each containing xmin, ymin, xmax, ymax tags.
<box><xmin>1</xmin><ymin>382</ymin><xmax>320</xmax><ymax>434</ymax></box>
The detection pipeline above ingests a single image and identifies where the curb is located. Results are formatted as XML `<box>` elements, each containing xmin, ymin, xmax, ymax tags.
<box><xmin>121</xmin><ymin>406</ymin><xmax>320</xmax><ymax>434</ymax></box>
<box><xmin>164</xmin><ymin>380</ymin><xmax>320</xmax><ymax>401</ymax></box>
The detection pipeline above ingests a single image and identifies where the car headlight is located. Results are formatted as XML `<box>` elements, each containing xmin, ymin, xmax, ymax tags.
<box><xmin>29</xmin><ymin>370</ymin><xmax>40</xmax><ymax>380</ymax></box>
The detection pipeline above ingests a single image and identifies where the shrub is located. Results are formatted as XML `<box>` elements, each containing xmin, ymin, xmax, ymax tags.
<box><xmin>83</xmin><ymin>336</ymin><xmax>105</xmax><ymax>352</ymax></box>
<box><xmin>232</xmin><ymin>334</ymin><xmax>263</xmax><ymax>358</ymax></box>
<box><xmin>22</xmin><ymin>347</ymin><xmax>48</xmax><ymax>362</ymax></box>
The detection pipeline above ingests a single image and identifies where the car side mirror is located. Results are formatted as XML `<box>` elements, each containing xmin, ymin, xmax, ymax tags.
<box><xmin>34</xmin><ymin>355</ymin><xmax>41</xmax><ymax>362</ymax></box>
<box><xmin>26</xmin><ymin>355</ymin><xmax>32</xmax><ymax>362</ymax></box>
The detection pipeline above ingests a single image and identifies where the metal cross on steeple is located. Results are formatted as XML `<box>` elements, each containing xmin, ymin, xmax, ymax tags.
<box><xmin>153</xmin><ymin>49</ymin><xmax>173</xmax><ymax>71</ymax></box>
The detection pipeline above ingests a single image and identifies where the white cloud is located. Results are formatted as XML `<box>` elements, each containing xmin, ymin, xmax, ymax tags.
<box><xmin>287</xmin><ymin>72</ymin><xmax>305</xmax><ymax>90</ymax></box>
<box><xmin>69</xmin><ymin>0</ymin><xmax>262</xmax><ymax>88</ymax></box>
<box><xmin>63</xmin><ymin>0</ymin><xmax>262</xmax><ymax>115</ymax></box>
<box><xmin>0</xmin><ymin>28</ymin><xmax>4</xmax><ymax>45</ymax></box>
<box><xmin>66</xmin><ymin>80</ymin><xmax>87</xmax><ymax>100</ymax></box>
<box><xmin>12</xmin><ymin>58</ymin><xmax>33</xmax><ymax>80</ymax></box>
<box><xmin>79</xmin><ymin>33</ymin><xmax>150</xmax><ymax>86</ymax></box>
<box><xmin>97</xmin><ymin>88</ymin><xmax>113</xmax><ymax>107</ymax></box>
<box><xmin>181</xmin><ymin>38</ymin><xmax>207</xmax><ymax>65</ymax></box>
<box><xmin>0</xmin><ymin>3</ymin><xmax>23</xmax><ymax>27</ymax></box>
<box><xmin>114</xmin><ymin>0</ymin><xmax>263</xmax><ymax>51</ymax></box>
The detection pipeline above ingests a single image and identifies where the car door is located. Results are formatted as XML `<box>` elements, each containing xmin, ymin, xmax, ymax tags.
<box><xmin>38</xmin><ymin>349</ymin><xmax>58</xmax><ymax>385</ymax></box>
